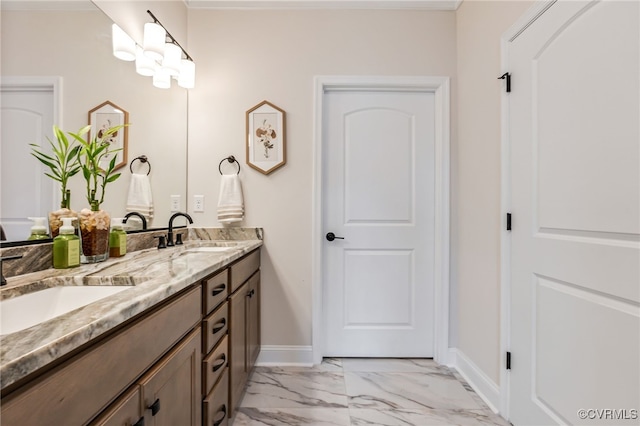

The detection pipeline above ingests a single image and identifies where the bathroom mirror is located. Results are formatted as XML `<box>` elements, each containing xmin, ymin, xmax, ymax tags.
<box><xmin>0</xmin><ymin>1</ymin><xmax>187</xmax><ymax>243</ymax></box>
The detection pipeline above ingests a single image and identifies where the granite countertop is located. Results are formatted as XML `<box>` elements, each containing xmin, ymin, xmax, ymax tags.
<box><xmin>0</xmin><ymin>229</ymin><xmax>263</xmax><ymax>390</ymax></box>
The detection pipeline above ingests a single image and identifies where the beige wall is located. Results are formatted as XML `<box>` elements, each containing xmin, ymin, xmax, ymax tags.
<box><xmin>455</xmin><ymin>0</ymin><xmax>533</xmax><ymax>383</ymax></box>
<box><xmin>187</xmin><ymin>9</ymin><xmax>457</xmax><ymax>346</ymax></box>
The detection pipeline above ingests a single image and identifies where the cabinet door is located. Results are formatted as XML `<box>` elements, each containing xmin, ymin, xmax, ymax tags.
<box><xmin>140</xmin><ymin>328</ymin><xmax>201</xmax><ymax>426</ymax></box>
<box><xmin>228</xmin><ymin>284</ymin><xmax>247</xmax><ymax>414</ymax></box>
<box><xmin>89</xmin><ymin>386</ymin><xmax>144</xmax><ymax>426</ymax></box>
<box><xmin>247</xmin><ymin>272</ymin><xmax>261</xmax><ymax>372</ymax></box>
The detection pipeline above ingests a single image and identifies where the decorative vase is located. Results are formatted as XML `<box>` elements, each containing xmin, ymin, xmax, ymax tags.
<box><xmin>49</xmin><ymin>208</ymin><xmax>78</xmax><ymax>239</ymax></box>
<box><xmin>78</xmin><ymin>208</ymin><xmax>110</xmax><ymax>263</ymax></box>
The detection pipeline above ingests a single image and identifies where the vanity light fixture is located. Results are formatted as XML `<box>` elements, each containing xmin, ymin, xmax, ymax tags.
<box><xmin>112</xmin><ymin>10</ymin><xmax>195</xmax><ymax>89</ymax></box>
<box><xmin>112</xmin><ymin>24</ymin><xmax>136</xmax><ymax>61</ymax></box>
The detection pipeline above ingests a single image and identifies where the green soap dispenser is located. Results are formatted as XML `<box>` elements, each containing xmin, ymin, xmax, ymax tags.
<box><xmin>27</xmin><ymin>217</ymin><xmax>50</xmax><ymax>240</ymax></box>
<box><xmin>109</xmin><ymin>218</ymin><xmax>127</xmax><ymax>258</ymax></box>
<box><xmin>53</xmin><ymin>217</ymin><xmax>80</xmax><ymax>269</ymax></box>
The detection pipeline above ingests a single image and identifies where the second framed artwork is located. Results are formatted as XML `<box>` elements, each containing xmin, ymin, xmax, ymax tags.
<box><xmin>88</xmin><ymin>100</ymin><xmax>129</xmax><ymax>171</ymax></box>
<box><xmin>246</xmin><ymin>100</ymin><xmax>286</xmax><ymax>175</ymax></box>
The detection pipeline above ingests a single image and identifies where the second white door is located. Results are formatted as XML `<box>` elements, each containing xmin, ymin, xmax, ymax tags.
<box><xmin>323</xmin><ymin>88</ymin><xmax>435</xmax><ymax>357</ymax></box>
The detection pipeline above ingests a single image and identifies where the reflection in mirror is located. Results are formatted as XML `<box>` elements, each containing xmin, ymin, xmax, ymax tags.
<box><xmin>0</xmin><ymin>1</ymin><xmax>187</xmax><ymax>244</ymax></box>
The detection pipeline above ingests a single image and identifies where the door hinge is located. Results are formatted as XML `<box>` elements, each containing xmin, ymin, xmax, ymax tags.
<box><xmin>506</xmin><ymin>213</ymin><xmax>512</xmax><ymax>231</ymax></box>
<box><xmin>506</xmin><ymin>351</ymin><xmax>511</xmax><ymax>370</ymax></box>
<box><xmin>498</xmin><ymin>72</ymin><xmax>511</xmax><ymax>93</ymax></box>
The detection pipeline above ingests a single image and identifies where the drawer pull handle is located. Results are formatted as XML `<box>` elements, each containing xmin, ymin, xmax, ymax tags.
<box><xmin>212</xmin><ymin>354</ymin><xmax>226</xmax><ymax>372</ymax></box>
<box><xmin>211</xmin><ymin>283</ymin><xmax>226</xmax><ymax>296</ymax></box>
<box><xmin>213</xmin><ymin>405</ymin><xmax>227</xmax><ymax>426</ymax></box>
<box><xmin>246</xmin><ymin>289</ymin><xmax>255</xmax><ymax>298</ymax></box>
<box><xmin>133</xmin><ymin>417</ymin><xmax>145</xmax><ymax>426</ymax></box>
<box><xmin>149</xmin><ymin>398</ymin><xmax>161</xmax><ymax>416</ymax></box>
<box><xmin>212</xmin><ymin>318</ymin><xmax>226</xmax><ymax>334</ymax></box>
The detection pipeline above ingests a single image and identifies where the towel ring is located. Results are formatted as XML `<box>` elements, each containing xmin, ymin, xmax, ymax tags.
<box><xmin>218</xmin><ymin>155</ymin><xmax>241</xmax><ymax>175</ymax></box>
<box><xmin>130</xmin><ymin>155</ymin><xmax>151</xmax><ymax>175</ymax></box>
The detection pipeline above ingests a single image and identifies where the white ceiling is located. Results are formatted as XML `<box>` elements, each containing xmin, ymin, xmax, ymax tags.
<box><xmin>1</xmin><ymin>0</ymin><xmax>462</xmax><ymax>11</ymax></box>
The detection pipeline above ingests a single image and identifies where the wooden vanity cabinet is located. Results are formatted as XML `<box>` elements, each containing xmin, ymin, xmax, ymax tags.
<box><xmin>1</xmin><ymin>286</ymin><xmax>202</xmax><ymax>426</ymax></box>
<box><xmin>228</xmin><ymin>250</ymin><xmax>261</xmax><ymax>414</ymax></box>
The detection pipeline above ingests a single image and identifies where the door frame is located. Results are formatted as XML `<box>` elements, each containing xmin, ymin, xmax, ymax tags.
<box><xmin>499</xmin><ymin>1</ymin><xmax>557</xmax><ymax>419</ymax></box>
<box><xmin>311</xmin><ymin>75</ymin><xmax>451</xmax><ymax>365</ymax></box>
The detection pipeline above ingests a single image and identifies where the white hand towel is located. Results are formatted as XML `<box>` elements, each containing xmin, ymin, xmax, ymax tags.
<box><xmin>217</xmin><ymin>175</ymin><xmax>244</xmax><ymax>223</ymax></box>
<box><xmin>126</xmin><ymin>173</ymin><xmax>154</xmax><ymax>223</ymax></box>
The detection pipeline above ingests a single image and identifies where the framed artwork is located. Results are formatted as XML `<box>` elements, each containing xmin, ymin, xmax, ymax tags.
<box><xmin>246</xmin><ymin>100</ymin><xmax>286</xmax><ymax>175</ymax></box>
<box><xmin>88</xmin><ymin>100</ymin><xmax>128</xmax><ymax>171</ymax></box>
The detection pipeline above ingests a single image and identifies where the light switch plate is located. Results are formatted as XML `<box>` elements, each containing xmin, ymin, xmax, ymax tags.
<box><xmin>170</xmin><ymin>195</ymin><xmax>180</xmax><ymax>212</ymax></box>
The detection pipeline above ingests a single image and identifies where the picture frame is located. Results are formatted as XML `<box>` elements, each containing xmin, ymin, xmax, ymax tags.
<box><xmin>88</xmin><ymin>100</ymin><xmax>128</xmax><ymax>171</ymax></box>
<box><xmin>246</xmin><ymin>100</ymin><xmax>286</xmax><ymax>175</ymax></box>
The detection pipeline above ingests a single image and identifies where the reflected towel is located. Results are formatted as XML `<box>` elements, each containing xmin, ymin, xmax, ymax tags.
<box><xmin>126</xmin><ymin>173</ymin><xmax>154</xmax><ymax>223</ymax></box>
<box><xmin>217</xmin><ymin>175</ymin><xmax>244</xmax><ymax>223</ymax></box>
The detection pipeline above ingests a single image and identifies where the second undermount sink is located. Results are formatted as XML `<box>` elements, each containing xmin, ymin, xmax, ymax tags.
<box><xmin>0</xmin><ymin>285</ymin><xmax>131</xmax><ymax>336</ymax></box>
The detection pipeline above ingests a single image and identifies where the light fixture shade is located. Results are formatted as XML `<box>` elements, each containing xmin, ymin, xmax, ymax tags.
<box><xmin>178</xmin><ymin>59</ymin><xmax>196</xmax><ymax>89</ymax></box>
<box><xmin>135</xmin><ymin>46</ymin><xmax>156</xmax><ymax>77</ymax></box>
<box><xmin>143</xmin><ymin>22</ymin><xmax>166</xmax><ymax>62</ymax></box>
<box><xmin>153</xmin><ymin>67</ymin><xmax>171</xmax><ymax>89</ymax></box>
<box><xmin>112</xmin><ymin>24</ymin><xmax>136</xmax><ymax>61</ymax></box>
<box><xmin>162</xmin><ymin>43</ymin><xmax>182</xmax><ymax>76</ymax></box>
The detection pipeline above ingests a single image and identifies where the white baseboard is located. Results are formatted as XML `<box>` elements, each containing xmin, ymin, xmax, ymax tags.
<box><xmin>255</xmin><ymin>345</ymin><xmax>314</xmax><ymax>366</ymax></box>
<box><xmin>447</xmin><ymin>348</ymin><xmax>501</xmax><ymax>414</ymax></box>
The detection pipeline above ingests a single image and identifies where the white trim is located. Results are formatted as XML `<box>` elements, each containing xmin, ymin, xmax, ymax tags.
<box><xmin>312</xmin><ymin>75</ymin><xmax>451</xmax><ymax>365</ymax></box>
<box><xmin>255</xmin><ymin>345</ymin><xmax>314</xmax><ymax>366</ymax></box>
<box><xmin>448</xmin><ymin>348</ymin><xmax>501</xmax><ymax>415</ymax></box>
<box><xmin>499</xmin><ymin>0</ymin><xmax>557</xmax><ymax>420</ymax></box>
<box><xmin>0</xmin><ymin>76</ymin><xmax>63</xmax><ymax>209</ymax></box>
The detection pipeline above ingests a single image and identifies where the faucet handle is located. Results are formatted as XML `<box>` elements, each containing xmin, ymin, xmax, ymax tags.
<box><xmin>175</xmin><ymin>233</ymin><xmax>184</xmax><ymax>245</ymax></box>
<box><xmin>154</xmin><ymin>235</ymin><xmax>167</xmax><ymax>249</ymax></box>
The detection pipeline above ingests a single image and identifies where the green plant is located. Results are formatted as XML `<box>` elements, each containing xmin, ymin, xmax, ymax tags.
<box><xmin>30</xmin><ymin>125</ymin><xmax>82</xmax><ymax>209</ymax></box>
<box><xmin>69</xmin><ymin>124</ymin><xmax>125</xmax><ymax>211</ymax></box>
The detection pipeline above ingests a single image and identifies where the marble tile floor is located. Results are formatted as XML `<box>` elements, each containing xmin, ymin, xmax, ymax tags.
<box><xmin>232</xmin><ymin>358</ymin><xmax>511</xmax><ymax>426</ymax></box>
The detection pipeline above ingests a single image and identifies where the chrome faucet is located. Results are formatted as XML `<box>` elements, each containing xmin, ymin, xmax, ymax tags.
<box><xmin>123</xmin><ymin>212</ymin><xmax>148</xmax><ymax>230</ymax></box>
<box><xmin>167</xmin><ymin>212</ymin><xmax>193</xmax><ymax>247</ymax></box>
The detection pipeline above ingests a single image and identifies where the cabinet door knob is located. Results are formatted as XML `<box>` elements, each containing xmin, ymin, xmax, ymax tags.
<box><xmin>212</xmin><ymin>318</ymin><xmax>226</xmax><ymax>334</ymax></box>
<box><xmin>149</xmin><ymin>398</ymin><xmax>161</xmax><ymax>416</ymax></box>
<box><xmin>212</xmin><ymin>354</ymin><xmax>226</xmax><ymax>372</ymax></box>
<box><xmin>211</xmin><ymin>284</ymin><xmax>226</xmax><ymax>296</ymax></box>
<box><xmin>213</xmin><ymin>405</ymin><xmax>227</xmax><ymax>426</ymax></box>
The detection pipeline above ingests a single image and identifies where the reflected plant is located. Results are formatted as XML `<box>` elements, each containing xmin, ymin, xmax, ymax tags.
<box><xmin>30</xmin><ymin>125</ymin><xmax>82</xmax><ymax>209</ymax></box>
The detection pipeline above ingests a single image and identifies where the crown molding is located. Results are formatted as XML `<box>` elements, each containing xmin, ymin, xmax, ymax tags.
<box><xmin>185</xmin><ymin>0</ymin><xmax>462</xmax><ymax>10</ymax></box>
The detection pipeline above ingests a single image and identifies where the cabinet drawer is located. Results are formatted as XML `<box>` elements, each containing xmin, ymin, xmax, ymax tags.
<box><xmin>89</xmin><ymin>385</ymin><xmax>142</xmax><ymax>426</ymax></box>
<box><xmin>1</xmin><ymin>286</ymin><xmax>201</xmax><ymax>425</ymax></box>
<box><xmin>203</xmin><ymin>335</ymin><xmax>228</xmax><ymax>396</ymax></box>
<box><xmin>230</xmin><ymin>249</ymin><xmax>260</xmax><ymax>293</ymax></box>
<box><xmin>203</xmin><ymin>269</ymin><xmax>229</xmax><ymax>315</ymax></box>
<box><xmin>203</xmin><ymin>368</ymin><xmax>229</xmax><ymax>426</ymax></box>
<box><xmin>202</xmin><ymin>302</ymin><xmax>228</xmax><ymax>354</ymax></box>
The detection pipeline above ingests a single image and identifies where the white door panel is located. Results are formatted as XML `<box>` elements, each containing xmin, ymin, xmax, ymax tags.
<box><xmin>508</xmin><ymin>1</ymin><xmax>639</xmax><ymax>424</ymax></box>
<box><xmin>1</xmin><ymin>87</ymin><xmax>55</xmax><ymax>241</ymax></box>
<box><xmin>323</xmin><ymin>90</ymin><xmax>435</xmax><ymax>357</ymax></box>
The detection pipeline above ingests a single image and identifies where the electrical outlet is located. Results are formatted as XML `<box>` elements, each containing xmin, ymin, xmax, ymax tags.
<box><xmin>194</xmin><ymin>195</ymin><xmax>205</xmax><ymax>212</ymax></box>
<box><xmin>170</xmin><ymin>195</ymin><xmax>180</xmax><ymax>212</ymax></box>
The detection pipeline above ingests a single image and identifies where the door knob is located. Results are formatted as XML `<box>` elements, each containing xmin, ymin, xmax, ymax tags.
<box><xmin>326</xmin><ymin>232</ymin><xmax>344</xmax><ymax>242</ymax></box>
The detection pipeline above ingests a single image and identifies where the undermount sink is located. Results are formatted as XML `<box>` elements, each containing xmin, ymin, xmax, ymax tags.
<box><xmin>0</xmin><ymin>286</ymin><xmax>131</xmax><ymax>336</ymax></box>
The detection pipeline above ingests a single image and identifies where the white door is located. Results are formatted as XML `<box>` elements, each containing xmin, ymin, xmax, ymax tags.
<box><xmin>1</xmin><ymin>83</ymin><xmax>57</xmax><ymax>241</ymax></box>
<box><xmin>508</xmin><ymin>1</ymin><xmax>639</xmax><ymax>424</ymax></box>
<box><xmin>322</xmin><ymin>88</ymin><xmax>435</xmax><ymax>357</ymax></box>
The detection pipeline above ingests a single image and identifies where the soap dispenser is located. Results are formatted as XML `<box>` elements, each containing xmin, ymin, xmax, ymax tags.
<box><xmin>53</xmin><ymin>217</ymin><xmax>80</xmax><ymax>269</ymax></box>
<box><xmin>109</xmin><ymin>218</ymin><xmax>127</xmax><ymax>258</ymax></box>
<box><xmin>27</xmin><ymin>217</ymin><xmax>50</xmax><ymax>240</ymax></box>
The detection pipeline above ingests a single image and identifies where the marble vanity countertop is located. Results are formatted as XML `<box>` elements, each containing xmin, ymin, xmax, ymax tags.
<box><xmin>0</xmin><ymin>229</ymin><xmax>263</xmax><ymax>390</ymax></box>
